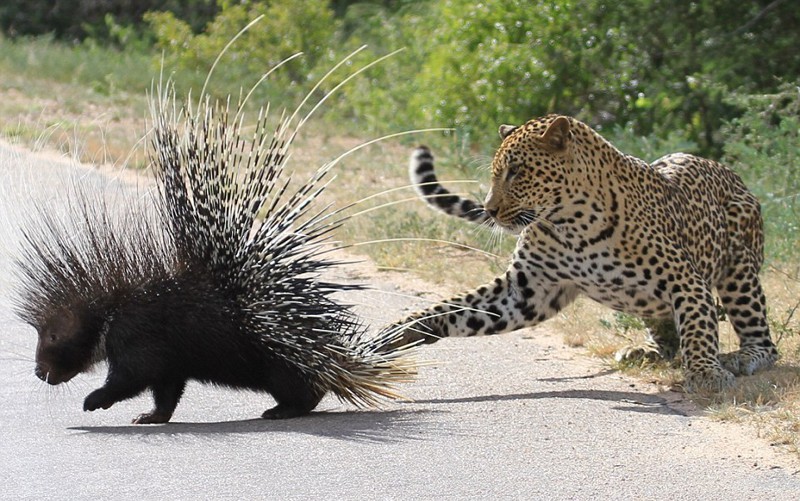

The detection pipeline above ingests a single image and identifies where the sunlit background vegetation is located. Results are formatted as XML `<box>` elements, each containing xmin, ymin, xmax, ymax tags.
<box><xmin>1</xmin><ymin>0</ymin><xmax>797</xmax><ymax>263</ymax></box>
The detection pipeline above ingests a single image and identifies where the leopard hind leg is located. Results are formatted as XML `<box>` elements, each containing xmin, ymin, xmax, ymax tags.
<box><xmin>717</xmin><ymin>256</ymin><xmax>778</xmax><ymax>376</ymax></box>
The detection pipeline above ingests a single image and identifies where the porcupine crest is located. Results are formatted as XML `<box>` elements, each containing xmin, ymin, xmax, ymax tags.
<box><xmin>14</xmin><ymin>183</ymin><xmax>173</xmax><ymax>338</ymax></box>
<box><xmin>14</xmin><ymin>78</ymin><xmax>416</xmax><ymax>410</ymax></box>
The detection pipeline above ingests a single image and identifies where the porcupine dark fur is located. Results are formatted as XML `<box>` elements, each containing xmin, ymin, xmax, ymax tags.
<box><xmin>12</xmin><ymin>83</ymin><xmax>415</xmax><ymax>424</ymax></box>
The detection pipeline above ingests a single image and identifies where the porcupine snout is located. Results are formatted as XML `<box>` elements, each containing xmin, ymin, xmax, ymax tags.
<box><xmin>33</xmin><ymin>360</ymin><xmax>67</xmax><ymax>385</ymax></box>
<box><xmin>33</xmin><ymin>340</ymin><xmax>59</xmax><ymax>384</ymax></box>
<box><xmin>28</xmin><ymin>308</ymin><xmax>97</xmax><ymax>385</ymax></box>
<box><xmin>33</xmin><ymin>364</ymin><xmax>63</xmax><ymax>385</ymax></box>
<box><xmin>33</xmin><ymin>357</ymin><xmax>78</xmax><ymax>385</ymax></box>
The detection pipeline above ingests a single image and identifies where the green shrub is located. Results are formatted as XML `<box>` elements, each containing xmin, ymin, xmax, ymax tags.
<box><xmin>146</xmin><ymin>0</ymin><xmax>337</xmax><ymax>102</ymax></box>
<box><xmin>330</xmin><ymin>0</ymin><xmax>800</xmax><ymax>158</ymax></box>
<box><xmin>332</xmin><ymin>0</ymin><xmax>628</xmax><ymax>146</ymax></box>
<box><xmin>605</xmin><ymin>125</ymin><xmax>698</xmax><ymax>163</ymax></box>
<box><xmin>722</xmin><ymin>84</ymin><xmax>800</xmax><ymax>262</ymax></box>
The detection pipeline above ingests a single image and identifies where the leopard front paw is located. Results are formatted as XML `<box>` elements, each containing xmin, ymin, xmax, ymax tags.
<box><xmin>682</xmin><ymin>366</ymin><xmax>735</xmax><ymax>394</ymax></box>
<box><xmin>719</xmin><ymin>346</ymin><xmax>778</xmax><ymax>376</ymax></box>
<box><xmin>614</xmin><ymin>321</ymin><xmax>679</xmax><ymax>364</ymax></box>
<box><xmin>381</xmin><ymin>319</ymin><xmax>440</xmax><ymax>350</ymax></box>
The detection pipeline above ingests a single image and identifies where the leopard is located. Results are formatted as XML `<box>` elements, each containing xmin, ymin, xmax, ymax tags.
<box><xmin>410</xmin><ymin>134</ymin><xmax>680</xmax><ymax>363</ymax></box>
<box><xmin>390</xmin><ymin>114</ymin><xmax>778</xmax><ymax>393</ymax></box>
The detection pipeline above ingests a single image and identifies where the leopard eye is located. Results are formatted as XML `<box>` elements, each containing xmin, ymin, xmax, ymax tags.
<box><xmin>506</xmin><ymin>163</ymin><xmax>521</xmax><ymax>181</ymax></box>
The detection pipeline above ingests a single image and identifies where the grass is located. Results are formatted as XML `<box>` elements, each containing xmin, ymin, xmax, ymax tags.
<box><xmin>2</xmin><ymin>35</ymin><xmax>800</xmax><ymax>458</ymax></box>
<box><xmin>0</xmin><ymin>36</ymin><xmax>151</xmax><ymax>168</ymax></box>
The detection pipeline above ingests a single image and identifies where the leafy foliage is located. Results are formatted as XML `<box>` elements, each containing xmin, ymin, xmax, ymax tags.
<box><xmin>5</xmin><ymin>1</ymin><xmax>797</xmax><ymax>158</ymax></box>
<box><xmin>721</xmin><ymin>84</ymin><xmax>800</xmax><ymax>262</ymax></box>
<box><xmin>146</xmin><ymin>0</ymin><xmax>337</xmax><ymax>101</ymax></box>
<box><xmin>0</xmin><ymin>0</ymin><xmax>218</xmax><ymax>42</ymax></box>
<box><xmin>329</xmin><ymin>0</ymin><xmax>799</xmax><ymax>155</ymax></box>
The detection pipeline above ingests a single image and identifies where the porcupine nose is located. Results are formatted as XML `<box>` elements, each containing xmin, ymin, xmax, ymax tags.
<box><xmin>34</xmin><ymin>363</ymin><xmax>63</xmax><ymax>384</ymax></box>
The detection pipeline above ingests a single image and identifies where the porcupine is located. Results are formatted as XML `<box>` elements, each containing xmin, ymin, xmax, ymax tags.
<box><xmin>11</xmin><ymin>83</ymin><xmax>416</xmax><ymax>424</ymax></box>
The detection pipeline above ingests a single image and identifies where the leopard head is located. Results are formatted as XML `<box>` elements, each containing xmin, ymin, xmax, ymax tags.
<box><xmin>484</xmin><ymin>115</ymin><xmax>573</xmax><ymax>233</ymax></box>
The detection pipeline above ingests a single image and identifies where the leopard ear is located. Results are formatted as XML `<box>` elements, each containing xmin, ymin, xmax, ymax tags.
<box><xmin>542</xmin><ymin>116</ymin><xmax>570</xmax><ymax>151</ymax></box>
<box><xmin>498</xmin><ymin>124</ymin><xmax>517</xmax><ymax>139</ymax></box>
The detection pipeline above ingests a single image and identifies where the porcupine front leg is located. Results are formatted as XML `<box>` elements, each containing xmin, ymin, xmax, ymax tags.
<box><xmin>83</xmin><ymin>333</ymin><xmax>170</xmax><ymax>418</ymax></box>
<box><xmin>132</xmin><ymin>379</ymin><xmax>187</xmax><ymax>424</ymax></box>
<box><xmin>389</xmin><ymin>268</ymin><xmax>578</xmax><ymax>347</ymax></box>
<box><xmin>83</xmin><ymin>366</ymin><xmax>151</xmax><ymax>414</ymax></box>
<box><xmin>85</xmin><ymin>369</ymin><xmax>187</xmax><ymax>424</ymax></box>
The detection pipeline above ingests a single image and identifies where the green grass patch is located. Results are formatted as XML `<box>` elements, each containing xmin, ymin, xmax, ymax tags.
<box><xmin>0</xmin><ymin>34</ymin><xmax>155</xmax><ymax>97</ymax></box>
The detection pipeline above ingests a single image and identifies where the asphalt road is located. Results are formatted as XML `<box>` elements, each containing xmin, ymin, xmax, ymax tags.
<box><xmin>1</xmin><ymin>141</ymin><xmax>798</xmax><ymax>500</ymax></box>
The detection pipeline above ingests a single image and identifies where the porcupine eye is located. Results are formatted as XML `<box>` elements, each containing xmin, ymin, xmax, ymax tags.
<box><xmin>39</xmin><ymin>328</ymin><xmax>58</xmax><ymax>344</ymax></box>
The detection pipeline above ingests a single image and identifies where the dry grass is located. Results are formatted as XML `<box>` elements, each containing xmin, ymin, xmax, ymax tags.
<box><xmin>0</xmin><ymin>71</ymin><xmax>150</xmax><ymax>169</ymax></box>
<box><xmin>2</xmin><ymin>65</ymin><xmax>800</xmax><ymax>458</ymax></box>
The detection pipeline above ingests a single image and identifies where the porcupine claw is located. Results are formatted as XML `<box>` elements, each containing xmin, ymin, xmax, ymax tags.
<box><xmin>132</xmin><ymin>412</ymin><xmax>172</xmax><ymax>425</ymax></box>
<box><xmin>261</xmin><ymin>403</ymin><xmax>311</xmax><ymax>420</ymax></box>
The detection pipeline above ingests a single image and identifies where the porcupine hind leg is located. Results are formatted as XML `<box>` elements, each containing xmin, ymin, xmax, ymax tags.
<box><xmin>261</xmin><ymin>366</ymin><xmax>325</xmax><ymax>420</ymax></box>
<box><xmin>132</xmin><ymin>378</ymin><xmax>188</xmax><ymax>424</ymax></box>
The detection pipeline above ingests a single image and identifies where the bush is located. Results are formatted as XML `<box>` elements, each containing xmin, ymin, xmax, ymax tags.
<box><xmin>604</xmin><ymin>125</ymin><xmax>698</xmax><ymax>163</ymax></box>
<box><xmin>330</xmin><ymin>0</ymin><xmax>800</xmax><ymax>158</ymax></box>
<box><xmin>0</xmin><ymin>0</ymin><xmax>218</xmax><ymax>43</ymax></box>
<box><xmin>146</xmin><ymin>0</ymin><xmax>337</xmax><ymax>102</ymax></box>
<box><xmin>333</xmin><ymin>0</ymin><xmax>627</xmax><ymax>146</ymax></box>
<box><xmin>722</xmin><ymin>84</ymin><xmax>800</xmax><ymax>262</ymax></box>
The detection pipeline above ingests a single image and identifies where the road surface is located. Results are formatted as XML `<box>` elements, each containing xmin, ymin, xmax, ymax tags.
<box><xmin>1</xmin><ymin>140</ymin><xmax>798</xmax><ymax>499</ymax></box>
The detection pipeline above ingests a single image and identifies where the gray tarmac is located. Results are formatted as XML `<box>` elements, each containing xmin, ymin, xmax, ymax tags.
<box><xmin>1</xmin><ymin>141</ymin><xmax>798</xmax><ymax>500</ymax></box>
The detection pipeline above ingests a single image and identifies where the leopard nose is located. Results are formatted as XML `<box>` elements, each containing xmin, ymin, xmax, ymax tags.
<box><xmin>486</xmin><ymin>206</ymin><xmax>499</xmax><ymax>218</ymax></box>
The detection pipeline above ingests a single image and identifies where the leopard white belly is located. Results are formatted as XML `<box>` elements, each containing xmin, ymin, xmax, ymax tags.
<box><xmin>579</xmin><ymin>281</ymin><xmax>673</xmax><ymax>319</ymax></box>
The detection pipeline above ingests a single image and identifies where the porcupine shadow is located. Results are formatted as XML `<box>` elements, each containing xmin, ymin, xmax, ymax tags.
<box><xmin>68</xmin><ymin>408</ymin><xmax>445</xmax><ymax>443</ymax></box>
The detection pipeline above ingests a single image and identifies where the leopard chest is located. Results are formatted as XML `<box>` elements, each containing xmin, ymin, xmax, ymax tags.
<box><xmin>515</xmin><ymin>232</ymin><xmax>675</xmax><ymax>318</ymax></box>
